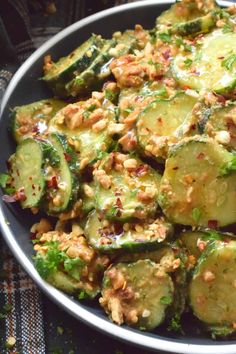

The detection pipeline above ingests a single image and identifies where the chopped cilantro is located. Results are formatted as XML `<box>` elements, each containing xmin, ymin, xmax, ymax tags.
<box><xmin>175</xmin><ymin>38</ymin><xmax>184</xmax><ymax>47</ymax></box>
<box><xmin>184</xmin><ymin>44</ymin><xmax>193</xmax><ymax>52</ymax></box>
<box><xmin>74</xmin><ymin>77</ymin><xmax>84</xmax><ymax>86</ymax></box>
<box><xmin>222</xmin><ymin>22</ymin><xmax>233</xmax><ymax>33</ymax></box>
<box><xmin>192</xmin><ymin>208</ymin><xmax>201</xmax><ymax>223</ymax></box>
<box><xmin>167</xmin><ymin>314</ymin><xmax>182</xmax><ymax>332</ymax></box>
<box><xmin>202</xmin><ymin>230</ymin><xmax>222</xmax><ymax>242</ymax></box>
<box><xmin>184</xmin><ymin>58</ymin><xmax>193</xmax><ymax>68</ymax></box>
<box><xmin>103</xmin><ymin>276</ymin><xmax>111</xmax><ymax>288</ymax></box>
<box><xmin>78</xmin><ymin>290</ymin><xmax>89</xmax><ymax>300</ymax></box>
<box><xmin>87</xmin><ymin>104</ymin><xmax>97</xmax><ymax>112</ymax></box>
<box><xmin>159</xmin><ymin>32</ymin><xmax>172</xmax><ymax>43</ymax></box>
<box><xmin>221</xmin><ymin>53</ymin><xmax>236</xmax><ymax>71</ymax></box>
<box><xmin>34</xmin><ymin>242</ymin><xmax>85</xmax><ymax>279</ymax></box>
<box><xmin>155</xmin><ymin>86</ymin><xmax>168</xmax><ymax>97</ymax></box>
<box><xmin>0</xmin><ymin>173</ymin><xmax>9</xmax><ymax>188</ymax></box>
<box><xmin>130</xmin><ymin>188</ymin><xmax>139</xmax><ymax>197</ymax></box>
<box><xmin>4</xmin><ymin>187</ymin><xmax>15</xmax><ymax>195</ymax></box>
<box><xmin>160</xmin><ymin>295</ymin><xmax>173</xmax><ymax>305</ymax></box>
<box><xmin>105</xmin><ymin>89</ymin><xmax>116</xmax><ymax>102</ymax></box>
<box><xmin>195</xmin><ymin>51</ymin><xmax>202</xmax><ymax>61</ymax></box>
<box><xmin>147</xmin><ymin>60</ymin><xmax>161</xmax><ymax>70</ymax></box>
<box><xmin>123</xmin><ymin>108</ymin><xmax>134</xmax><ymax>114</ymax></box>
<box><xmin>220</xmin><ymin>154</ymin><xmax>236</xmax><ymax>176</ymax></box>
<box><xmin>64</xmin><ymin>257</ymin><xmax>84</xmax><ymax>271</ymax></box>
<box><xmin>211</xmin><ymin>325</ymin><xmax>233</xmax><ymax>339</ymax></box>
<box><xmin>96</xmin><ymin>150</ymin><xmax>109</xmax><ymax>160</ymax></box>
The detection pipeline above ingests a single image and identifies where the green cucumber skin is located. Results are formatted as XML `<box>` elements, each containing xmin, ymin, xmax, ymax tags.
<box><xmin>43</xmin><ymin>35</ymin><xmax>104</xmax><ymax>83</ymax></box>
<box><xmin>173</xmin><ymin>13</ymin><xmax>216</xmax><ymax>36</ymax></box>
<box><xmin>65</xmin><ymin>41</ymin><xmax>115</xmax><ymax>97</ymax></box>
<box><xmin>9</xmin><ymin>138</ymin><xmax>57</xmax><ymax>208</ymax></box>
<box><xmin>189</xmin><ymin>241</ymin><xmax>236</xmax><ymax>332</ymax></box>
<box><xmin>11</xmin><ymin>99</ymin><xmax>66</xmax><ymax>143</ymax></box>
<box><xmin>44</xmin><ymin>133</ymin><xmax>79</xmax><ymax>215</ymax></box>
<box><xmin>84</xmin><ymin>210</ymin><xmax>173</xmax><ymax>254</ymax></box>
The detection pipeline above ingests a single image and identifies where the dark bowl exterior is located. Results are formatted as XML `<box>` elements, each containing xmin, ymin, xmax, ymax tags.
<box><xmin>1</xmin><ymin>1</ymin><xmax>236</xmax><ymax>353</ymax></box>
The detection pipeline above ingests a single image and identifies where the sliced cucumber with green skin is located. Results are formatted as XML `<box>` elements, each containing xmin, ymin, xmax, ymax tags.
<box><xmin>116</xmin><ymin>246</ymin><xmax>174</xmax><ymax>264</ymax></box>
<box><xmin>197</xmin><ymin>101</ymin><xmax>236</xmax><ymax>150</ymax></box>
<box><xmin>44</xmin><ymin>133</ymin><xmax>79</xmax><ymax>214</ymax></box>
<box><xmin>85</xmin><ymin>210</ymin><xmax>173</xmax><ymax>253</ymax></box>
<box><xmin>111</xmin><ymin>30</ymin><xmax>138</xmax><ymax>57</ymax></box>
<box><xmin>189</xmin><ymin>240</ymin><xmax>236</xmax><ymax>332</ymax></box>
<box><xmin>172</xmin><ymin>29</ymin><xmax>236</xmax><ymax>93</ymax></box>
<box><xmin>48</xmin><ymin>99</ymin><xmax>116</xmax><ymax>166</ymax></box>
<box><xmin>66</xmin><ymin>41</ymin><xmax>115</xmax><ymax>97</ymax></box>
<box><xmin>12</xmin><ymin>99</ymin><xmax>66</xmax><ymax>143</ymax></box>
<box><xmin>101</xmin><ymin>260</ymin><xmax>174</xmax><ymax>330</ymax></box>
<box><xmin>43</xmin><ymin>35</ymin><xmax>104</xmax><ymax>97</ymax></box>
<box><xmin>179</xmin><ymin>230</ymin><xmax>236</xmax><ymax>260</ymax></box>
<box><xmin>47</xmin><ymin>270</ymin><xmax>81</xmax><ymax>294</ymax></box>
<box><xmin>136</xmin><ymin>92</ymin><xmax>197</xmax><ymax>160</ymax></box>
<box><xmin>179</xmin><ymin>231</ymin><xmax>207</xmax><ymax>259</ymax></box>
<box><xmin>156</xmin><ymin>0</ymin><xmax>218</xmax><ymax>27</ymax></box>
<box><xmin>158</xmin><ymin>136</ymin><xmax>236</xmax><ymax>227</ymax></box>
<box><xmin>173</xmin><ymin>12</ymin><xmax>216</xmax><ymax>36</ymax></box>
<box><xmin>94</xmin><ymin>154</ymin><xmax>161</xmax><ymax>221</ymax></box>
<box><xmin>8</xmin><ymin>138</ymin><xmax>54</xmax><ymax>208</ymax></box>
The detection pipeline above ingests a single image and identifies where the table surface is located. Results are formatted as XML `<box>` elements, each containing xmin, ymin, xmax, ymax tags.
<box><xmin>42</xmin><ymin>294</ymin><xmax>166</xmax><ymax>354</ymax></box>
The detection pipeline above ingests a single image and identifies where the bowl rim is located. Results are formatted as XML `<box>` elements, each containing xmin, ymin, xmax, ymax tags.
<box><xmin>1</xmin><ymin>1</ymin><xmax>236</xmax><ymax>353</ymax></box>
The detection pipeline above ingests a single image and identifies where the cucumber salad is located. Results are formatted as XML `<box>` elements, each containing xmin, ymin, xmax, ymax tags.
<box><xmin>1</xmin><ymin>0</ymin><xmax>236</xmax><ymax>337</ymax></box>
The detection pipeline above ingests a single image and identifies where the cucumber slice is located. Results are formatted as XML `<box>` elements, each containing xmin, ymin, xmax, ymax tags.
<box><xmin>179</xmin><ymin>230</ymin><xmax>236</xmax><ymax>260</ymax></box>
<box><xmin>85</xmin><ymin>210</ymin><xmax>173</xmax><ymax>253</ymax></box>
<box><xmin>43</xmin><ymin>35</ymin><xmax>104</xmax><ymax>96</ymax></box>
<box><xmin>12</xmin><ymin>99</ymin><xmax>66</xmax><ymax>143</ymax></box>
<box><xmin>179</xmin><ymin>231</ymin><xmax>207</xmax><ymax>259</ymax></box>
<box><xmin>100</xmin><ymin>260</ymin><xmax>174</xmax><ymax>330</ymax></box>
<box><xmin>116</xmin><ymin>246</ymin><xmax>174</xmax><ymax>264</ymax></box>
<box><xmin>156</xmin><ymin>0</ymin><xmax>218</xmax><ymax>27</ymax></box>
<box><xmin>197</xmin><ymin>101</ymin><xmax>236</xmax><ymax>150</ymax></box>
<box><xmin>173</xmin><ymin>12</ymin><xmax>216</xmax><ymax>36</ymax></box>
<box><xmin>44</xmin><ymin>133</ymin><xmax>79</xmax><ymax>214</ymax></box>
<box><xmin>111</xmin><ymin>30</ymin><xmax>138</xmax><ymax>57</ymax></box>
<box><xmin>94</xmin><ymin>154</ymin><xmax>161</xmax><ymax>221</ymax></box>
<box><xmin>189</xmin><ymin>240</ymin><xmax>236</xmax><ymax>331</ymax></box>
<box><xmin>48</xmin><ymin>98</ymin><xmax>116</xmax><ymax>166</ymax></box>
<box><xmin>34</xmin><ymin>234</ymin><xmax>109</xmax><ymax>299</ymax></box>
<box><xmin>158</xmin><ymin>136</ymin><xmax>236</xmax><ymax>227</ymax></box>
<box><xmin>47</xmin><ymin>270</ymin><xmax>81</xmax><ymax>294</ymax></box>
<box><xmin>66</xmin><ymin>40</ymin><xmax>114</xmax><ymax>97</ymax></box>
<box><xmin>9</xmin><ymin>138</ymin><xmax>53</xmax><ymax>208</ymax></box>
<box><xmin>136</xmin><ymin>92</ymin><xmax>197</xmax><ymax>160</ymax></box>
<box><xmin>172</xmin><ymin>29</ymin><xmax>236</xmax><ymax>93</ymax></box>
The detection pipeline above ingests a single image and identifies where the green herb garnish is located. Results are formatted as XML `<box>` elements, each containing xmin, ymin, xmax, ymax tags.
<box><xmin>220</xmin><ymin>154</ymin><xmax>236</xmax><ymax>176</ymax></box>
<box><xmin>159</xmin><ymin>32</ymin><xmax>172</xmax><ymax>43</ymax></box>
<box><xmin>192</xmin><ymin>208</ymin><xmax>201</xmax><ymax>223</ymax></box>
<box><xmin>221</xmin><ymin>53</ymin><xmax>236</xmax><ymax>71</ymax></box>
<box><xmin>34</xmin><ymin>242</ymin><xmax>85</xmax><ymax>279</ymax></box>
<box><xmin>222</xmin><ymin>23</ymin><xmax>233</xmax><ymax>33</ymax></box>
<box><xmin>184</xmin><ymin>58</ymin><xmax>193</xmax><ymax>68</ymax></box>
<box><xmin>160</xmin><ymin>295</ymin><xmax>173</xmax><ymax>305</ymax></box>
<box><xmin>0</xmin><ymin>173</ymin><xmax>9</xmax><ymax>188</ymax></box>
